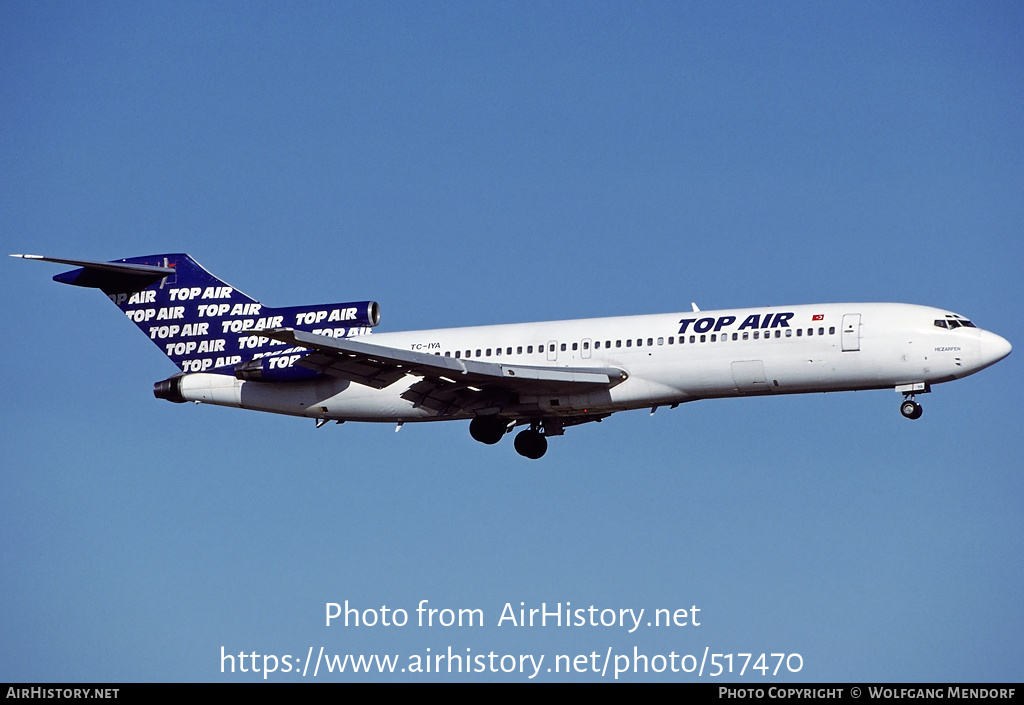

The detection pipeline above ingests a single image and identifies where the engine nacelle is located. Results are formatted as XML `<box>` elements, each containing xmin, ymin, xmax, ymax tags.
<box><xmin>153</xmin><ymin>375</ymin><xmax>186</xmax><ymax>402</ymax></box>
<box><xmin>232</xmin><ymin>352</ymin><xmax>322</xmax><ymax>382</ymax></box>
<box><xmin>282</xmin><ymin>300</ymin><xmax>380</xmax><ymax>332</ymax></box>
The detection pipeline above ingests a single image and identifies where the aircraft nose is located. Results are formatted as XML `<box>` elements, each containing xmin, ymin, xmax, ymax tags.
<box><xmin>979</xmin><ymin>330</ymin><xmax>1012</xmax><ymax>367</ymax></box>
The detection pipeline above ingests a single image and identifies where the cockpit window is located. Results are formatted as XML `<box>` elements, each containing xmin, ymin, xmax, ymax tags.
<box><xmin>936</xmin><ymin>315</ymin><xmax>977</xmax><ymax>330</ymax></box>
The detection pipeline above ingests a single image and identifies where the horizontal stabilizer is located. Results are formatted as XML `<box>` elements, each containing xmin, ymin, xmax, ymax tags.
<box><xmin>11</xmin><ymin>254</ymin><xmax>176</xmax><ymax>291</ymax></box>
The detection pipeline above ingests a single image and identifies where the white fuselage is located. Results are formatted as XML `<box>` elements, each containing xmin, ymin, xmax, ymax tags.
<box><xmin>175</xmin><ymin>302</ymin><xmax>1011</xmax><ymax>423</ymax></box>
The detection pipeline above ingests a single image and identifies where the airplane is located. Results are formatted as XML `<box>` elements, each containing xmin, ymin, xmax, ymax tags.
<box><xmin>14</xmin><ymin>252</ymin><xmax>1012</xmax><ymax>459</ymax></box>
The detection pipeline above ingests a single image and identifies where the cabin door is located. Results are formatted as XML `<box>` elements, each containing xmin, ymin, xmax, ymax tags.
<box><xmin>842</xmin><ymin>314</ymin><xmax>861</xmax><ymax>351</ymax></box>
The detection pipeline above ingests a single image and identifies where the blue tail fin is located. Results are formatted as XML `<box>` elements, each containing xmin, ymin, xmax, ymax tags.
<box><xmin>20</xmin><ymin>253</ymin><xmax>379</xmax><ymax>374</ymax></box>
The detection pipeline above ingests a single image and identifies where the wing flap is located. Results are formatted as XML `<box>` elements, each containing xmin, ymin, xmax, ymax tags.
<box><xmin>299</xmin><ymin>350</ymin><xmax>410</xmax><ymax>389</ymax></box>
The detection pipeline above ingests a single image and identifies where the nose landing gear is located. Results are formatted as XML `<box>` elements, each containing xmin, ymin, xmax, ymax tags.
<box><xmin>896</xmin><ymin>382</ymin><xmax>928</xmax><ymax>420</ymax></box>
<box><xmin>900</xmin><ymin>397</ymin><xmax>923</xmax><ymax>420</ymax></box>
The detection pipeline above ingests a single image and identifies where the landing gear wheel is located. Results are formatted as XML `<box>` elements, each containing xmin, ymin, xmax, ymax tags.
<box><xmin>514</xmin><ymin>429</ymin><xmax>548</xmax><ymax>459</ymax></box>
<box><xmin>900</xmin><ymin>400</ymin><xmax>923</xmax><ymax>420</ymax></box>
<box><xmin>470</xmin><ymin>416</ymin><xmax>507</xmax><ymax>445</ymax></box>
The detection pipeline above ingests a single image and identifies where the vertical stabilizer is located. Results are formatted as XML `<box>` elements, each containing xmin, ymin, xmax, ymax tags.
<box><xmin>16</xmin><ymin>253</ymin><xmax>380</xmax><ymax>374</ymax></box>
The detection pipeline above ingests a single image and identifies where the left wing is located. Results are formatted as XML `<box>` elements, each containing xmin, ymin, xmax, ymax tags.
<box><xmin>259</xmin><ymin>327</ymin><xmax>627</xmax><ymax>416</ymax></box>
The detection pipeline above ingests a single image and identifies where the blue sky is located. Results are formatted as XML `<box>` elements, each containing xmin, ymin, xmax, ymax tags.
<box><xmin>2</xmin><ymin>1</ymin><xmax>1022</xmax><ymax>682</ymax></box>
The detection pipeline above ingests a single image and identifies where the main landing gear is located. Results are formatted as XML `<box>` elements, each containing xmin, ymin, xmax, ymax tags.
<box><xmin>513</xmin><ymin>428</ymin><xmax>547</xmax><ymax>460</ymax></box>
<box><xmin>469</xmin><ymin>416</ymin><xmax>508</xmax><ymax>445</ymax></box>
<box><xmin>468</xmin><ymin>416</ymin><xmax>549</xmax><ymax>459</ymax></box>
<box><xmin>900</xmin><ymin>397</ymin><xmax>923</xmax><ymax>420</ymax></box>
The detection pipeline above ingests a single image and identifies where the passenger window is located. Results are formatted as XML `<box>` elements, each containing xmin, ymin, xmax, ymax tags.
<box><xmin>742</xmin><ymin>332</ymin><xmax>748</xmax><ymax>340</ymax></box>
<box><xmin>689</xmin><ymin>335</ymin><xmax>695</xmax><ymax>343</ymax></box>
<box><xmin>700</xmin><ymin>334</ymin><xmax>706</xmax><ymax>343</ymax></box>
<box><xmin>796</xmin><ymin>329</ymin><xmax>802</xmax><ymax>337</ymax></box>
<box><xmin>549</xmin><ymin>344</ymin><xmax>555</xmax><ymax>352</ymax></box>
<box><xmin>583</xmin><ymin>341</ymin><xmax>589</xmax><ymax>350</ymax></box>
<box><xmin>786</xmin><ymin>329</ymin><xmax>792</xmax><ymax>337</ymax></box>
<box><xmin>657</xmin><ymin>337</ymin><xmax>664</xmax><ymax>345</ymax></box>
<box><xmin>753</xmin><ymin>331</ymin><xmax>759</xmax><ymax>339</ymax></box>
<box><xmin>636</xmin><ymin>338</ymin><xmax>642</xmax><ymax>347</ymax></box>
<box><xmin>517</xmin><ymin>346</ymin><xmax>523</xmax><ymax>354</ymax></box>
<box><xmin>626</xmin><ymin>339</ymin><xmax>632</xmax><ymax>347</ymax></box>
<box><xmin>561</xmin><ymin>343</ymin><xmax>567</xmax><ymax>352</ymax></box>
<box><xmin>616</xmin><ymin>340</ymin><xmax>622</xmax><ymax>348</ymax></box>
<box><xmin>571</xmin><ymin>342</ymin><xmax>577</xmax><ymax>351</ymax></box>
<box><xmin>710</xmin><ymin>334</ymin><xmax>717</xmax><ymax>342</ymax></box>
<box><xmin>828</xmin><ymin>327</ymin><xmax>835</xmax><ymax>335</ymax></box>
<box><xmin>668</xmin><ymin>336</ymin><xmax>674</xmax><ymax>344</ymax></box>
<box><xmin>648</xmin><ymin>338</ymin><xmax>654</xmax><ymax>346</ymax></box>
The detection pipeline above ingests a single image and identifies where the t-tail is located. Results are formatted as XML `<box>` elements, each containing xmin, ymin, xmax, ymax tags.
<box><xmin>12</xmin><ymin>253</ymin><xmax>380</xmax><ymax>381</ymax></box>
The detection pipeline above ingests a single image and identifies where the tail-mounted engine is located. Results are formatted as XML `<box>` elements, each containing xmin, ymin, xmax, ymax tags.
<box><xmin>232</xmin><ymin>352</ymin><xmax>322</xmax><ymax>382</ymax></box>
